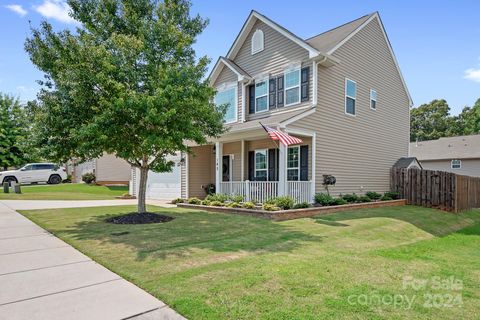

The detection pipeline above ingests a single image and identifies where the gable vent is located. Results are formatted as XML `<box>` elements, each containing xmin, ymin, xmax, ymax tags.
<box><xmin>251</xmin><ymin>29</ymin><xmax>264</xmax><ymax>54</ymax></box>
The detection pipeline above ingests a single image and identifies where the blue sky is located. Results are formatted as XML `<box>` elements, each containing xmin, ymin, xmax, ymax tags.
<box><xmin>1</xmin><ymin>0</ymin><xmax>479</xmax><ymax>114</ymax></box>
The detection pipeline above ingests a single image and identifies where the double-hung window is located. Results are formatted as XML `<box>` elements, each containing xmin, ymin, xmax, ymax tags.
<box><xmin>370</xmin><ymin>89</ymin><xmax>377</xmax><ymax>110</ymax></box>
<box><xmin>215</xmin><ymin>85</ymin><xmax>237</xmax><ymax>123</ymax></box>
<box><xmin>254</xmin><ymin>149</ymin><xmax>268</xmax><ymax>180</ymax></box>
<box><xmin>255</xmin><ymin>80</ymin><xmax>268</xmax><ymax>113</ymax></box>
<box><xmin>287</xmin><ymin>146</ymin><xmax>300</xmax><ymax>181</ymax></box>
<box><xmin>451</xmin><ymin>159</ymin><xmax>461</xmax><ymax>169</ymax></box>
<box><xmin>345</xmin><ymin>78</ymin><xmax>356</xmax><ymax>115</ymax></box>
<box><xmin>285</xmin><ymin>68</ymin><xmax>301</xmax><ymax>106</ymax></box>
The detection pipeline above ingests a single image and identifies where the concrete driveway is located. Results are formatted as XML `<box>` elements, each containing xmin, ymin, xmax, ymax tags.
<box><xmin>0</xmin><ymin>201</ymin><xmax>184</xmax><ymax>320</ymax></box>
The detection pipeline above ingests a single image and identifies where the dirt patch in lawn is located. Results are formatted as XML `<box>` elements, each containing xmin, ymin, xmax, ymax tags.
<box><xmin>106</xmin><ymin>212</ymin><xmax>174</xmax><ymax>224</ymax></box>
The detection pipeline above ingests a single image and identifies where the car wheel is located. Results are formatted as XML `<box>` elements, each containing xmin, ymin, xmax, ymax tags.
<box><xmin>48</xmin><ymin>175</ymin><xmax>62</xmax><ymax>185</ymax></box>
<box><xmin>2</xmin><ymin>177</ymin><xmax>18</xmax><ymax>187</ymax></box>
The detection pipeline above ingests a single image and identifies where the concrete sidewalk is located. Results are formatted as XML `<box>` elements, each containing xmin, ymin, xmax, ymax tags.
<box><xmin>0</xmin><ymin>199</ymin><xmax>175</xmax><ymax>210</ymax></box>
<box><xmin>0</xmin><ymin>202</ymin><xmax>184</xmax><ymax>320</ymax></box>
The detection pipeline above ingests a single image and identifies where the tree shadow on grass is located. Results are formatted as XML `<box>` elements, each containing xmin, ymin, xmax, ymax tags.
<box><xmin>60</xmin><ymin>208</ymin><xmax>325</xmax><ymax>261</ymax></box>
<box><xmin>311</xmin><ymin>206</ymin><xmax>480</xmax><ymax>237</ymax></box>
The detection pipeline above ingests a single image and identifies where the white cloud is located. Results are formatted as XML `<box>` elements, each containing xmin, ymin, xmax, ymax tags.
<box><xmin>5</xmin><ymin>4</ymin><xmax>28</xmax><ymax>17</ymax></box>
<box><xmin>34</xmin><ymin>0</ymin><xmax>77</xmax><ymax>24</ymax></box>
<box><xmin>464</xmin><ymin>68</ymin><xmax>480</xmax><ymax>83</ymax></box>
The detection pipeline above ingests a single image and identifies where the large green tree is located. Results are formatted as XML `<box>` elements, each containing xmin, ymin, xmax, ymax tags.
<box><xmin>410</xmin><ymin>99</ymin><xmax>457</xmax><ymax>142</ymax></box>
<box><xmin>25</xmin><ymin>0</ymin><xmax>225</xmax><ymax>213</ymax></box>
<box><xmin>0</xmin><ymin>94</ymin><xmax>29</xmax><ymax>170</ymax></box>
<box><xmin>460</xmin><ymin>98</ymin><xmax>480</xmax><ymax>135</ymax></box>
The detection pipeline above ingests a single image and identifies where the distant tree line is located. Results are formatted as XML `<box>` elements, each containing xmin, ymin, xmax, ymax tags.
<box><xmin>410</xmin><ymin>98</ymin><xmax>480</xmax><ymax>142</ymax></box>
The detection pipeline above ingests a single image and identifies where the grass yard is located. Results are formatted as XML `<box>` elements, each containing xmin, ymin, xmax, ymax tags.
<box><xmin>0</xmin><ymin>183</ymin><xmax>128</xmax><ymax>200</ymax></box>
<box><xmin>21</xmin><ymin>205</ymin><xmax>480</xmax><ymax>319</ymax></box>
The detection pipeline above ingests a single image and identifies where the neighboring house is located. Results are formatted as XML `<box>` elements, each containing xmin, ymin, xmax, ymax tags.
<box><xmin>393</xmin><ymin>157</ymin><xmax>423</xmax><ymax>170</ymax></box>
<box><xmin>133</xmin><ymin>10</ymin><xmax>411</xmax><ymax>201</ymax></box>
<box><xmin>410</xmin><ymin>135</ymin><xmax>480</xmax><ymax>177</ymax></box>
<box><xmin>69</xmin><ymin>153</ymin><xmax>131</xmax><ymax>185</ymax></box>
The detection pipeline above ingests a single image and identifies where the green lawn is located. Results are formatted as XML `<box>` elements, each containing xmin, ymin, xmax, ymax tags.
<box><xmin>20</xmin><ymin>205</ymin><xmax>480</xmax><ymax>319</ymax></box>
<box><xmin>0</xmin><ymin>183</ymin><xmax>128</xmax><ymax>200</ymax></box>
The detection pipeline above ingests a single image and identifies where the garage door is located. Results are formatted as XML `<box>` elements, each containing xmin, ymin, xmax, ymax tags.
<box><xmin>145</xmin><ymin>155</ymin><xmax>181</xmax><ymax>200</ymax></box>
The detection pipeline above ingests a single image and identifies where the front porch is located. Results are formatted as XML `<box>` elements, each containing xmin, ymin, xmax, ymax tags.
<box><xmin>186</xmin><ymin>129</ymin><xmax>315</xmax><ymax>203</ymax></box>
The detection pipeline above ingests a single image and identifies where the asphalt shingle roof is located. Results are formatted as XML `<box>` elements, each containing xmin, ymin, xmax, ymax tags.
<box><xmin>410</xmin><ymin>134</ymin><xmax>480</xmax><ymax>161</ymax></box>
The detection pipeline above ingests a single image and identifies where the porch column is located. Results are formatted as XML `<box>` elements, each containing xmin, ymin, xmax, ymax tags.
<box><xmin>311</xmin><ymin>132</ymin><xmax>316</xmax><ymax>202</ymax></box>
<box><xmin>240</xmin><ymin>139</ymin><xmax>245</xmax><ymax>180</ymax></box>
<box><xmin>278</xmin><ymin>142</ymin><xmax>287</xmax><ymax>196</ymax></box>
<box><xmin>215</xmin><ymin>142</ymin><xmax>223</xmax><ymax>194</ymax></box>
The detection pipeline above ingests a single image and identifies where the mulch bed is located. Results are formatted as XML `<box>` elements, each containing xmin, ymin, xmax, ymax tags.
<box><xmin>106</xmin><ymin>212</ymin><xmax>174</xmax><ymax>224</ymax></box>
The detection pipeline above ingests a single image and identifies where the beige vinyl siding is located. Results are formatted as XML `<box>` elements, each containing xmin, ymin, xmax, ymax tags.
<box><xmin>213</xmin><ymin>67</ymin><xmax>243</xmax><ymax>123</ymax></box>
<box><xmin>223</xmin><ymin>141</ymin><xmax>242</xmax><ymax>181</ymax></box>
<box><xmin>187</xmin><ymin>145</ymin><xmax>214</xmax><ymax>198</ymax></box>
<box><xmin>95</xmin><ymin>154</ymin><xmax>131</xmax><ymax>183</ymax></box>
<box><xmin>232</xmin><ymin>19</ymin><xmax>313</xmax><ymax>119</ymax></box>
<box><xmin>419</xmin><ymin>159</ymin><xmax>480</xmax><ymax>177</ymax></box>
<box><xmin>292</xmin><ymin>17</ymin><xmax>410</xmax><ymax>195</ymax></box>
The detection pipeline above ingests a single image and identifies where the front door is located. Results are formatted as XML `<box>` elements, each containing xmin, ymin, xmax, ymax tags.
<box><xmin>222</xmin><ymin>155</ymin><xmax>231</xmax><ymax>182</ymax></box>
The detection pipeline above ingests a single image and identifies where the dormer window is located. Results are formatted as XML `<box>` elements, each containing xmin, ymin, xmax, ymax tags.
<box><xmin>251</xmin><ymin>29</ymin><xmax>264</xmax><ymax>55</ymax></box>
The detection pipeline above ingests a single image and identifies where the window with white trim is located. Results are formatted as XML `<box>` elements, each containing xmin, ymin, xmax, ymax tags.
<box><xmin>451</xmin><ymin>159</ymin><xmax>461</xmax><ymax>169</ymax></box>
<box><xmin>370</xmin><ymin>89</ymin><xmax>377</xmax><ymax>110</ymax></box>
<box><xmin>251</xmin><ymin>29</ymin><xmax>264</xmax><ymax>55</ymax></box>
<box><xmin>255</xmin><ymin>80</ymin><xmax>268</xmax><ymax>113</ymax></box>
<box><xmin>345</xmin><ymin>78</ymin><xmax>356</xmax><ymax>115</ymax></box>
<box><xmin>255</xmin><ymin>149</ymin><xmax>268</xmax><ymax>179</ymax></box>
<box><xmin>215</xmin><ymin>85</ymin><xmax>237</xmax><ymax>123</ymax></box>
<box><xmin>287</xmin><ymin>146</ymin><xmax>299</xmax><ymax>181</ymax></box>
<box><xmin>285</xmin><ymin>68</ymin><xmax>301</xmax><ymax>106</ymax></box>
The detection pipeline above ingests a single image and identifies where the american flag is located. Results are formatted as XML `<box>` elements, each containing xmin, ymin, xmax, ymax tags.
<box><xmin>260</xmin><ymin>123</ymin><xmax>303</xmax><ymax>146</ymax></box>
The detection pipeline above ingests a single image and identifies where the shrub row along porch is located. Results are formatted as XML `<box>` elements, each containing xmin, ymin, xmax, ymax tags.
<box><xmin>184</xmin><ymin>133</ymin><xmax>314</xmax><ymax>203</ymax></box>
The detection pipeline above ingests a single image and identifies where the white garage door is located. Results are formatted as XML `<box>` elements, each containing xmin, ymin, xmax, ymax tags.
<box><xmin>145</xmin><ymin>155</ymin><xmax>181</xmax><ymax>200</ymax></box>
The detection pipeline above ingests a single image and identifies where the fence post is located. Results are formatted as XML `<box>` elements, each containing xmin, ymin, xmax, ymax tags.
<box><xmin>245</xmin><ymin>180</ymin><xmax>250</xmax><ymax>202</ymax></box>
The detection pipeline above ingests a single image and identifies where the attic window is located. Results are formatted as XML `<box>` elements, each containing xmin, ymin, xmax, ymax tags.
<box><xmin>251</xmin><ymin>29</ymin><xmax>264</xmax><ymax>54</ymax></box>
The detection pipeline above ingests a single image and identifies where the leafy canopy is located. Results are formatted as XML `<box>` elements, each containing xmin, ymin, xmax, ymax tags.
<box><xmin>0</xmin><ymin>94</ymin><xmax>31</xmax><ymax>170</ymax></box>
<box><xmin>25</xmin><ymin>0</ymin><xmax>225</xmax><ymax>173</ymax></box>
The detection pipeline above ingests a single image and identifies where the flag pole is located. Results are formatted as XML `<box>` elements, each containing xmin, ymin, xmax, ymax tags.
<box><xmin>260</xmin><ymin>122</ymin><xmax>280</xmax><ymax>181</ymax></box>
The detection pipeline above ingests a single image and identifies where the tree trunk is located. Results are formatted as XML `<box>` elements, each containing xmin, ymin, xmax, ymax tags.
<box><xmin>137</xmin><ymin>166</ymin><xmax>149</xmax><ymax>213</ymax></box>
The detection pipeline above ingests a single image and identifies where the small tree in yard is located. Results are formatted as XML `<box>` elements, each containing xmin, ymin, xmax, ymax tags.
<box><xmin>25</xmin><ymin>0</ymin><xmax>225</xmax><ymax>217</ymax></box>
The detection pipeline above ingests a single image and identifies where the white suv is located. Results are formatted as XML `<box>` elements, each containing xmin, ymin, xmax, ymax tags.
<box><xmin>0</xmin><ymin>163</ymin><xmax>67</xmax><ymax>186</ymax></box>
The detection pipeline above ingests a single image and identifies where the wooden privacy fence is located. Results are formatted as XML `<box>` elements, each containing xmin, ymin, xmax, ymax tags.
<box><xmin>390</xmin><ymin>168</ymin><xmax>480</xmax><ymax>212</ymax></box>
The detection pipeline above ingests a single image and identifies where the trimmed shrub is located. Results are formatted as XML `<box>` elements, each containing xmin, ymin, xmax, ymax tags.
<box><xmin>332</xmin><ymin>198</ymin><xmax>347</xmax><ymax>205</ymax></box>
<box><xmin>381</xmin><ymin>195</ymin><xmax>393</xmax><ymax>201</ymax></box>
<box><xmin>226</xmin><ymin>202</ymin><xmax>241</xmax><ymax>208</ymax></box>
<box><xmin>187</xmin><ymin>197</ymin><xmax>201</xmax><ymax>205</ymax></box>
<box><xmin>210</xmin><ymin>200</ymin><xmax>224</xmax><ymax>207</ymax></box>
<box><xmin>293</xmin><ymin>202</ymin><xmax>311</xmax><ymax>209</ymax></box>
<box><xmin>314</xmin><ymin>193</ymin><xmax>334</xmax><ymax>206</ymax></box>
<box><xmin>357</xmin><ymin>196</ymin><xmax>372</xmax><ymax>203</ymax></box>
<box><xmin>171</xmin><ymin>198</ymin><xmax>184</xmax><ymax>204</ymax></box>
<box><xmin>342</xmin><ymin>193</ymin><xmax>358</xmax><ymax>203</ymax></box>
<box><xmin>365</xmin><ymin>191</ymin><xmax>382</xmax><ymax>200</ymax></box>
<box><xmin>273</xmin><ymin>196</ymin><xmax>295</xmax><ymax>210</ymax></box>
<box><xmin>262</xmin><ymin>203</ymin><xmax>280</xmax><ymax>211</ymax></box>
<box><xmin>200</xmin><ymin>200</ymin><xmax>211</xmax><ymax>206</ymax></box>
<box><xmin>205</xmin><ymin>193</ymin><xmax>229</xmax><ymax>203</ymax></box>
<box><xmin>82</xmin><ymin>172</ymin><xmax>96</xmax><ymax>184</ymax></box>
<box><xmin>384</xmin><ymin>191</ymin><xmax>400</xmax><ymax>200</ymax></box>
<box><xmin>242</xmin><ymin>202</ymin><xmax>256</xmax><ymax>209</ymax></box>
<box><xmin>229</xmin><ymin>194</ymin><xmax>244</xmax><ymax>203</ymax></box>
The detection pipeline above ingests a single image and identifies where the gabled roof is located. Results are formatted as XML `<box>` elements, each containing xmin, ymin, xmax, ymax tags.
<box><xmin>393</xmin><ymin>157</ymin><xmax>422</xmax><ymax>169</ymax></box>
<box><xmin>227</xmin><ymin>10</ymin><xmax>321</xmax><ymax>60</ymax></box>
<box><xmin>305</xmin><ymin>13</ymin><xmax>374</xmax><ymax>53</ymax></box>
<box><xmin>209</xmin><ymin>56</ymin><xmax>251</xmax><ymax>85</ymax></box>
<box><xmin>410</xmin><ymin>135</ymin><xmax>480</xmax><ymax>161</ymax></box>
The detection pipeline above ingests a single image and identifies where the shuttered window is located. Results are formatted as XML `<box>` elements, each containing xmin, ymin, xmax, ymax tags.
<box><xmin>287</xmin><ymin>146</ymin><xmax>300</xmax><ymax>181</ymax></box>
<box><xmin>345</xmin><ymin>78</ymin><xmax>356</xmax><ymax>115</ymax></box>
<box><xmin>285</xmin><ymin>69</ymin><xmax>300</xmax><ymax>106</ymax></box>
<box><xmin>255</xmin><ymin>80</ymin><xmax>268</xmax><ymax>113</ymax></box>
<box><xmin>255</xmin><ymin>149</ymin><xmax>268</xmax><ymax>180</ymax></box>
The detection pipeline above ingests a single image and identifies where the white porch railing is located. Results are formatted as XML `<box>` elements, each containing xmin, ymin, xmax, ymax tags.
<box><xmin>220</xmin><ymin>180</ymin><xmax>313</xmax><ymax>204</ymax></box>
<box><xmin>287</xmin><ymin>181</ymin><xmax>313</xmax><ymax>204</ymax></box>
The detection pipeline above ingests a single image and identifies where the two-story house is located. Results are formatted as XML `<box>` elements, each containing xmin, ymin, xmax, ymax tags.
<box><xmin>132</xmin><ymin>10</ymin><xmax>412</xmax><ymax>202</ymax></box>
